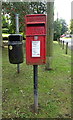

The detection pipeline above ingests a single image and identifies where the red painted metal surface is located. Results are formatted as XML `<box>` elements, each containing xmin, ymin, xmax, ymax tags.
<box><xmin>25</xmin><ymin>14</ymin><xmax>46</xmax><ymax>65</ymax></box>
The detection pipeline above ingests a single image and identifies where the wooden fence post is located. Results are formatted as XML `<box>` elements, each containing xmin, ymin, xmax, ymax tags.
<box><xmin>66</xmin><ymin>42</ymin><xmax>68</xmax><ymax>54</ymax></box>
<box><xmin>62</xmin><ymin>41</ymin><xmax>64</xmax><ymax>49</ymax></box>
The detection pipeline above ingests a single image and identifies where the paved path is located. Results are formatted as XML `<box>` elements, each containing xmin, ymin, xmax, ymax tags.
<box><xmin>60</xmin><ymin>37</ymin><xmax>73</xmax><ymax>50</ymax></box>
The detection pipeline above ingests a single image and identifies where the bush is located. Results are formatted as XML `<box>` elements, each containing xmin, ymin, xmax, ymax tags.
<box><xmin>2</xmin><ymin>28</ymin><xmax>9</xmax><ymax>34</ymax></box>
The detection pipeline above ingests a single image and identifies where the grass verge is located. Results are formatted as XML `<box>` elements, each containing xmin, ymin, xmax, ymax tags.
<box><xmin>2</xmin><ymin>41</ymin><xmax>71</xmax><ymax>118</ymax></box>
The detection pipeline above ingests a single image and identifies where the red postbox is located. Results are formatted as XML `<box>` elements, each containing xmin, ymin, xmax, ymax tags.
<box><xmin>25</xmin><ymin>14</ymin><xmax>46</xmax><ymax>65</ymax></box>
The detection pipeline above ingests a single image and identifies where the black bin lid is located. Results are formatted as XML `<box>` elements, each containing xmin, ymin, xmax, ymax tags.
<box><xmin>8</xmin><ymin>34</ymin><xmax>22</xmax><ymax>41</ymax></box>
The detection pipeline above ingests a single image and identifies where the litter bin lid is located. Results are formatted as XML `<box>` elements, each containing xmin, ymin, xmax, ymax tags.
<box><xmin>8</xmin><ymin>34</ymin><xmax>23</xmax><ymax>41</ymax></box>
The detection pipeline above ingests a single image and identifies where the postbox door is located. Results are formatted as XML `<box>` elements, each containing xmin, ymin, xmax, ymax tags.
<box><xmin>26</xmin><ymin>35</ymin><xmax>46</xmax><ymax>65</ymax></box>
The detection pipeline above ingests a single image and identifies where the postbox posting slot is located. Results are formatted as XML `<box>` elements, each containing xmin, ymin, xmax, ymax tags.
<box><xmin>26</xmin><ymin>23</ymin><xmax>45</xmax><ymax>26</ymax></box>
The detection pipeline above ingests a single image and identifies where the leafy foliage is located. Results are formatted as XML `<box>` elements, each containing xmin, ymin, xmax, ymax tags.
<box><xmin>54</xmin><ymin>20</ymin><xmax>62</xmax><ymax>40</ymax></box>
<box><xmin>2</xmin><ymin>15</ymin><xmax>9</xmax><ymax>28</ymax></box>
<box><xmin>70</xmin><ymin>19</ymin><xmax>73</xmax><ymax>34</ymax></box>
<box><xmin>29</xmin><ymin>2</ymin><xmax>46</xmax><ymax>14</ymax></box>
<box><xmin>2</xmin><ymin>14</ymin><xmax>10</xmax><ymax>33</ymax></box>
<box><xmin>60</xmin><ymin>19</ymin><xmax>68</xmax><ymax>35</ymax></box>
<box><xmin>2</xmin><ymin>2</ymin><xmax>47</xmax><ymax>33</ymax></box>
<box><xmin>2</xmin><ymin>2</ymin><xmax>31</xmax><ymax>33</ymax></box>
<box><xmin>54</xmin><ymin>19</ymin><xmax>68</xmax><ymax>40</ymax></box>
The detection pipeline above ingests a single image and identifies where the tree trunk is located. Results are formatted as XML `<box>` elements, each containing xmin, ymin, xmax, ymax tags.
<box><xmin>45</xmin><ymin>2</ymin><xmax>54</xmax><ymax>70</ymax></box>
<box><xmin>0</xmin><ymin>1</ymin><xmax>2</xmax><ymax>120</ymax></box>
<box><xmin>0</xmin><ymin>1</ymin><xmax>2</xmax><ymax>47</ymax></box>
